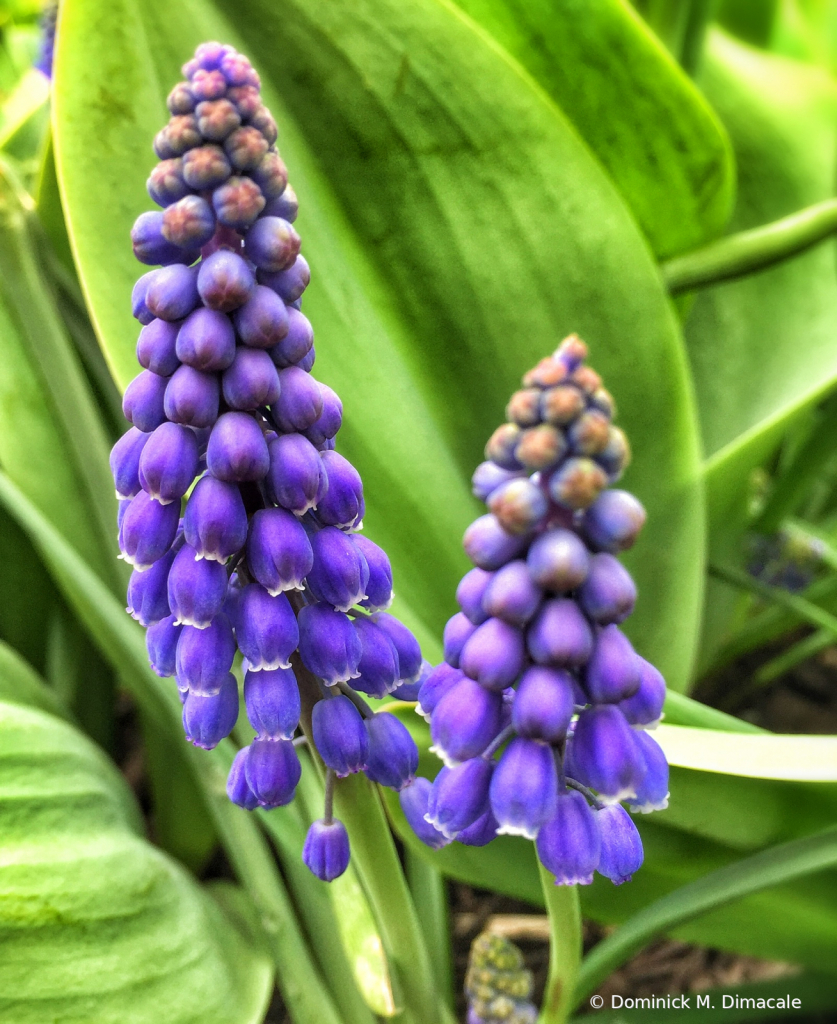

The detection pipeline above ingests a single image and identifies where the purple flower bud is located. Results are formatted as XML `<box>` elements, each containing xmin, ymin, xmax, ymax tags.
<box><xmin>582</xmin><ymin>490</ymin><xmax>646</xmax><ymax>553</ymax></box>
<box><xmin>527</xmin><ymin>599</ymin><xmax>593</xmax><ymax>667</ymax></box>
<box><xmin>443</xmin><ymin>612</ymin><xmax>477</xmax><ymax>668</ymax></box>
<box><xmin>259</xmin><ymin>255</ymin><xmax>310</xmax><ymax>303</ymax></box>
<box><xmin>127</xmin><ymin>548</ymin><xmax>174</xmax><ymax>626</ymax></box>
<box><xmin>132</xmin><ymin>271</ymin><xmax>156</xmax><ymax>324</ymax></box>
<box><xmin>227</xmin><ymin>746</ymin><xmax>260</xmax><ymax>810</ymax></box>
<box><xmin>224</xmin><ymin>125</ymin><xmax>269</xmax><ymax>171</ymax></box>
<box><xmin>456</xmin><ymin>567</ymin><xmax>491</xmax><ymax>625</ymax></box>
<box><xmin>161</xmin><ymin>194</ymin><xmax>217</xmax><ymax>249</ymax></box>
<box><xmin>490</xmin><ymin>738</ymin><xmax>557</xmax><ymax>839</ymax></box>
<box><xmin>245</xmin><ymin>738</ymin><xmax>301</xmax><ymax>808</ymax></box>
<box><xmin>306</xmin><ymin>526</ymin><xmax>369</xmax><ymax>611</ymax></box>
<box><xmin>512</xmin><ymin>667</ymin><xmax>574</xmax><ymax>743</ymax></box>
<box><xmin>303</xmin><ymin>819</ymin><xmax>350</xmax><ymax>882</ymax></box>
<box><xmin>181</xmin><ymin>144</ymin><xmax>231</xmax><ymax>189</ymax></box>
<box><xmin>536</xmin><ymin>790</ymin><xmax>601</xmax><ymax>885</ymax></box>
<box><xmin>111</xmin><ymin>426</ymin><xmax>151</xmax><ymax>499</ymax></box>
<box><xmin>351</xmin><ymin>617</ymin><xmax>400</xmax><ymax>698</ymax></box>
<box><xmin>137</xmin><ymin>318</ymin><xmax>180</xmax><ymax>376</ymax></box>
<box><xmin>206</xmin><ymin>412</ymin><xmax>270</xmax><ymax>481</ymax></box>
<box><xmin>250</xmin><ymin>151</ymin><xmax>286</xmax><ymax>197</ymax></box>
<box><xmin>487</xmin><ymin>477</ymin><xmax>548</xmax><ymax>535</ymax></box>
<box><xmin>145</xmin><ymin>263</ymin><xmax>200</xmax><ymax>321</ymax></box>
<box><xmin>138</xmin><ymin>422</ymin><xmax>200</xmax><ymax>504</ymax></box>
<box><xmin>596</xmin><ymin>803</ymin><xmax>643</xmax><ymax>884</ymax></box>
<box><xmin>164</xmin><ymin>364</ymin><xmax>220</xmax><ymax>427</ymax></box>
<box><xmin>183</xmin><ymin>475</ymin><xmax>248</xmax><ymax>561</ymax></box>
<box><xmin>426</xmin><ymin>758</ymin><xmax>493</xmax><ymax>838</ymax></box>
<box><xmin>570</xmin><ymin>705</ymin><xmax>641</xmax><ymax>802</ymax></box>
<box><xmin>460</xmin><ymin>617</ymin><xmax>525</xmax><ymax>692</ymax></box>
<box><xmin>146</xmin><ymin>613</ymin><xmax>182</xmax><ymax>676</ymax></box>
<box><xmin>463</xmin><ymin>515</ymin><xmax>527</xmax><ymax>571</ymax></box>
<box><xmin>197</xmin><ymin>249</ymin><xmax>255</xmax><ymax>312</ymax></box>
<box><xmin>430</xmin><ymin>676</ymin><xmax>503</xmax><ymax>765</ymax></box>
<box><xmin>304</xmin><ymin>384</ymin><xmax>343</xmax><ymax>446</ymax></box>
<box><xmin>227</xmin><ymin>85</ymin><xmax>261</xmax><ymax>119</ymax></box>
<box><xmin>628</xmin><ymin>730</ymin><xmax>669</xmax><ymax>813</ymax></box>
<box><xmin>244</xmin><ymin>215</ymin><xmax>301</xmax><ymax>272</ymax></box>
<box><xmin>353</xmin><ymin>535</ymin><xmax>393</xmax><ymax>611</ymax></box>
<box><xmin>372</xmin><ymin>613</ymin><xmax>422</xmax><ymax>682</ymax></box>
<box><xmin>485</xmin><ymin>423</ymin><xmax>523</xmax><ymax>470</ymax></box>
<box><xmin>195</xmin><ymin>98</ymin><xmax>241</xmax><ymax>141</ymax></box>
<box><xmin>176</xmin><ymin>307</ymin><xmax>236</xmax><ymax>371</ymax></box>
<box><xmin>183</xmin><ymin>671</ymin><xmax>239</xmax><ymax>748</ymax></box>
<box><xmin>264</xmin><ymin>183</ymin><xmax>298</xmax><ymax>222</ymax></box>
<box><xmin>457</xmin><ymin>807</ymin><xmax>500</xmax><ymax>847</ymax></box>
<box><xmin>515</xmin><ymin>424</ymin><xmax>567</xmax><ymax>471</ymax></box>
<box><xmin>317</xmin><ymin>451</ymin><xmax>364</xmax><ymax>528</ymax></box>
<box><xmin>236</xmin><ymin>584</ymin><xmax>299</xmax><ymax>671</ymax></box>
<box><xmin>548</xmin><ymin>457</ymin><xmax>607</xmax><ymax>510</ymax></box>
<box><xmin>221</xmin><ymin>347</ymin><xmax>281</xmax><ymax>410</ymax></box>
<box><xmin>364</xmin><ymin>712</ymin><xmax>419</xmax><ymax>790</ymax></box>
<box><xmin>416</xmin><ymin>663</ymin><xmax>463</xmax><ymax>718</ymax></box>
<box><xmin>471</xmin><ymin>461</ymin><xmax>524</xmax><ymax>502</ymax></box>
<box><xmin>400</xmin><ymin>777</ymin><xmax>451</xmax><ymax>849</ymax></box>
<box><xmin>618</xmin><ymin>657</ymin><xmax>666</xmax><ymax>727</ymax></box>
<box><xmin>167</xmin><ymin>543</ymin><xmax>228</xmax><ymax>627</ymax></box>
<box><xmin>312</xmin><ymin>694</ymin><xmax>369</xmax><ymax>777</ymax></box>
<box><xmin>157</xmin><ymin>113</ymin><xmax>202</xmax><ymax>156</ymax></box>
<box><xmin>269</xmin><ymin>307</ymin><xmax>314</xmax><ymax>367</ymax></box>
<box><xmin>296</xmin><ymin>346</ymin><xmax>316</xmax><ymax>372</ymax></box>
<box><xmin>244</xmin><ymin>665</ymin><xmax>300</xmax><ymax>740</ymax></box>
<box><xmin>526</xmin><ymin>529</ymin><xmax>590</xmax><ymax>593</ymax></box>
<box><xmin>175</xmin><ymin>614</ymin><xmax>236</xmax><ymax>694</ymax></box>
<box><xmin>482</xmin><ymin>561</ymin><xmax>542</xmax><ymax>626</ymax></box>
<box><xmin>297</xmin><ymin>603</ymin><xmax>362</xmax><ymax>684</ymax></box>
<box><xmin>577</xmin><ymin>553</ymin><xmax>636</xmax><ymax>625</ymax></box>
<box><xmin>119</xmin><ymin>490</ymin><xmax>180</xmax><ymax>569</ymax></box>
<box><xmin>584</xmin><ymin>625</ymin><xmax>640</xmax><ymax>704</ymax></box>
<box><xmin>148</xmin><ymin>157</ymin><xmax>190</xmax><ymax>206</ymax></box>
<box><xmin>233</xmin><ymin>285</ymin><xmax>290</xmax><ymax>348</ymax></box>
<box><xmin>266</xmin><ymin>433</ymin><xmax>327</xmax><ymax>514</ymax></box>
<box><xmin>273</xmin><ymin>366</ymin><xmax>323</xmax><ymax>431</ymax></box>
<box><xmin>131</xmin><ymin>210</ymin><xmax>194</xmax><ymax>266</ymax></box>
<box><xmin>246</xmin><ymin>507</ymin><xmax>313</xmax><ymax>594</ymax></box>
<box><xmin>122</xmin><ymin>369</ymin><xmax>168</xmax><ymax>432</ymax></box>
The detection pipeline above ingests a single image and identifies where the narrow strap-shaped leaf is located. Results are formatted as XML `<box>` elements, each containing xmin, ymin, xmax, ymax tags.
<box><xmin>404</xmin><ymin>849</ymin><xmax>454</xmax><ymax>1012</ymax></box>
<box><xmin>661</xmin><ymin>689</ymin><xmax>763</xmax><ymax>733</ymax></box>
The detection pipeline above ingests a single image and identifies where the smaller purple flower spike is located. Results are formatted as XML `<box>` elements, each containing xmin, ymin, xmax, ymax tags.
<box><xmin>490</xmin><ymin>738</ymin><xmax>558</xmax><ymax>839</ymax></box>
<box><xmin>182</xmin><ymin>672</ymin><xmax>239</xmax><ymax>748</ymax></box>
<box><xmin>456</xmin><ymin>567</ymin><xmax>491</xmax><ymax>625</ymax></box>
<box><xmin>512</xmin><ymin>666</ymin><xmax>574</xmax><ymax>744</ymax></box>
<box><xmin>227</xmin><ymin>747</ymin><xmax>260</xmax><ymax>810</ymax></box>
<box><xmin>303</xmin><ymin>819</ymin><xmax>351</xmax><ymax>882</ymax></box>
<box><xmin>373</xmin><ymin>613</ymin><xmax>422</xmax><ymax>683</ymax></box>
<box><xmin>111</xmin><ymin>427</ymin><xmax>151</xmax><ymax>500</ymax></box>
<box><xmin>353</xmin><ymin>536</ymin><xmax>394</xmax><ymax>611</ymax></box>
<box><xmin>570</xmin><ymin>705</ymin><xmax>641</xmax><ymax>803</ymax></box>
<box><xmin>583</xmin><ymin>625</ymin><xmax>641</xmax><ymax>704</ymax></box>
<box><xmin>244</xmin><ymin>666</ymin><xmax>301</xmax><ymax>740</ymax></box>
<box><xmin>399</xmin><ymin>778</ymin><xmax>451</xmax><ymax>850</ymax></box>
<box><xmin>236</xmin><ymin>584</ymin><xmax>299</xmax><ymax>671</ymax></box>
<box><xmin>430</xmin><ymin>676</ymin><xmax>503</xmax><ymax>765</ymax></box>
<box><xmin>297</xmin><ymin>603</ymin><xmax>362</xmax><ymax>684</ymax></box>
<box><xmin>138</xmin><ymin>421</ymin><xmax>200</xmax><ymax>504</ymax></box>
<box><xmin>596</xmin><ymin>803</ymin><xmax>644</xmax><ymax>884</ymax></box>
<box><xmin>425</xmin><ymin>758</ymin><xmax>493</xmax><ymax>839</ymax></box>
<box><xmin>443</xmin><ymin>612</ymin><xmax>477</xmax><ymax>668</ymax></box>
<box><xmin>316</xmin><ymin>451</ymin><xmax>364</xmax><ymax>528</ymax></box>
<box><xmin>246</xmin><ymin>508</ymin><xmax>313</xmax><ymax>594</ymax></box>
<box><xmin>363</xmin><ymin>712</ymin><xmax>419</xmax><ymax>791</ymax></box>
<box><xmin>206</xmin><ymin>411</ymin><xmax>270</xmax><ymax>481</ymax></box>
<box><xmin>581</xmin><ymin>489</ymin><xmax>646</xmax><ymax>553</ymax></box>
<box><xmin>244</xmin><ymin>738</ymin><xmax>302</xmax><ymax>808</ymax></box>
<box><xmin>536</xmin><ymin>790</ymin><xmax>601</xmax><ymax>886</ymax></box>
<box><xmin>312</xmin><ymin>695</ymin><xmax>369</xmax><ymax>777</ymax></box>
<box><xmin>119</xmin><ymin>490</ymin><xmax>180</xmax><ymax>570</ymax></box>
<box><xmin>351</xmin><ymin>617</ymin><xmax>400</xmax><ymax>698</ymax></box>
<box><xmin>168</xmin><ymin>543</ymin><xmax>228</xmax><ymax>627</ymax></box>
<box><xmin>183</xmin><ymin>475</ymin><xmax>248</xmax><ymax>562</ymax></box>
<box><xmin>123</xmin><ymin>369</ymin><xmax>168</xmax><ymax>432</ymax></box>
<box><xmin>127</xmin><ymin>550</ymin><xmax>174</xmax><ymax>626</ymax></box>
<box><xmin>266</xmin><ymin>433</ymin><xmax>327</xmax><ymax>515</ymax></box>
<box><xmin>577</xmin><ymin>552</ymin><xmax>637</xmax><ymax>625</ymax></box>
<box><xmin>146</xmin><ymin>615</ymin><xmax>182</xmax><ymax>677</ymax></box>
<box><xmin>459</xmin><ymin>617</ymin><xmax>525</xmax><ymax>692</ymax></box>
<box><xmin>628</xmin><ymin>730</ymin><xmax>670</xmax><ymax>813</ymax></box>
<box><xmin>416</xmin><ymin>663</ymin><xmax>463</xmax><ymax>720</ymax></box>
<box><xmin>619</xmin><ymin>656</ymin><xmax>666</xmax><ymax>727</ymax></box>
<box><xmin>306</xmin><ymin>527</ymin><xmax>369</xmax><ymax>611</ymax></box>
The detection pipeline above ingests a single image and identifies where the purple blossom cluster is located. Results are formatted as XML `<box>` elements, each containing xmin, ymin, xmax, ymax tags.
<box><xmin>400</xmin><ymin>337</ymin><xmax>669</xmax><ymax>887</ymax></box>
<box><xmin>465</xmin><ymin>933</ymin><xmax>536</xmax><ymax>1024</ymax></box>
<box><xmin>111</xmin><ymin>42</ymin><xmax>422</xmax><ymax>882</ymax></box>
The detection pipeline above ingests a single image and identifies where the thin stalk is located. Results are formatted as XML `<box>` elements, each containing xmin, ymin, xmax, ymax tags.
<box><xmin>662</xmin><ymin>198</ymin><xmax>837</xmax><ymax>294</ymax></box>
<box><xmin>404</xmin><ymin>850</ymin><xmax>454</xmax><ymax>1011</ymax></box>
<box><xmin>537</xmin><ymin>867</ymin><xmax>581</xmax><ymax>1024</ymax></box>
<box><xmin>752</xmin><ymin>629</ymin><xmax>832</xmax><ymax>686</ymax></box>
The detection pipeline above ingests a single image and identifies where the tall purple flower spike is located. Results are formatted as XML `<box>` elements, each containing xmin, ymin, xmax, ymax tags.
<box><xmin>410</xmin><ymin>336</ymin><xmax>668</xmax><ymax>886</ymax></box>
<box><xmin>112</xmin><ymin>41</ymin><xmax>423</xmax><ymax>883</ymax></box>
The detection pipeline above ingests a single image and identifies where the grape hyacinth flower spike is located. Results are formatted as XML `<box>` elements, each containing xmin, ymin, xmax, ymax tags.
<box><xmin>112</xmin><ymin>41</ymin><xmax>422</xmax><ymax>882</ymax></box>
<box><xmin>412</xmin><ymin>336</ymin><xmax>669</xmax><ymax>884</ymax></box>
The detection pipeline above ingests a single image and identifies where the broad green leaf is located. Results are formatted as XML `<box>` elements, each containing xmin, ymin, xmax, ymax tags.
<box><xmin>453</xmin><ymin>0</ymin><xmax>734</xmax><ymax>259</ymax></box>
<box><xmin>0</xmin><ymin>698</ymin><xmax>273</xmax><ymax>1024</ymax></box>
<box><xmin>55</xmin><ymin>0</ymin><xmax>704</xmax><ymax>692</ymax></box>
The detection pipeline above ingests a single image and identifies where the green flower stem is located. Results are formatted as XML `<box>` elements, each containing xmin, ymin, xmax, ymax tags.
<box><xmin>661</xmin><ymin>198</ymin><xmax>837</xmax><ymax>294</ymax></box>
<box><xmin>537</xmin><ymin>866</ymin><xmax>581</xmax><ymax>1024</ymax></box>
<box><xmin>404</xmin><ymin>849</ymin><xmax>454</xmax><ymax>1011</ymax></box>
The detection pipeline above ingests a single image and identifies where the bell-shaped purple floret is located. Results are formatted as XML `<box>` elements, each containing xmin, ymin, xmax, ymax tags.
<box><xmin>426</xmin><ymin>758</ymin><xmax>493</xmax><ymax>838</ymax></box>
<box><xmin>164</xmin><ymin>364</ymin><xmax>220</xmax><ymax>427</ymax></box>
<box><xmin>222</xmin><ymin>347</ymin><xmax>281</xmax><ymax>410</ymax></box>
<box><xmin>443</xmin><ymin>612</ymin><xmax>477</xmax><ymax>668</ymax></box>
<box><xmin>297</xmin><ymin>603</ymin><xmax>362</xmax><ymax>684</ymax></box>
<box><xmin>175</xmin><ymin>614</ymin><xmax>236</xmax><ymax>694</ymax></box>
<box><xmin>176</xmin><ymin>307</ymin><xmax>236</xmax><ymax>371</ymax></box>
<box><xmin>246</xmin><ymin>507</ymin><xmax>313</xmax><ymax>594</ymax></box>
<box><xmin>416</xmin><ymin>663</ymin><xmax>463</xmax><ymax>720</ymax></box>
<box><xmin>138</xmin><ymin>421</ymin><xmax>200</xmax><ymax>504</ymax></box>
<box><xmin>312</xmin><ymin>694</ymin><xmax>369</xmax><ymax>777</ymax></box>
<box><xmin>306</xmin><ymin>526</ymin><xmax>370</xmax><ymax>611</ymax></box>
<box><xmin>536</xmin><ymin>790</ymin><xmax>601</xmax><ymax>885</ymax></box>
<box><xmin>127</xmin><ymin>548</ymin><xmax>174</xmax><ymax>626</ymax></box>
<box><xmin>236</xmin><ymin>584</ymin><xmax>299</xmax><ymax>671</ymax></box>
<box><xmin>132</xmin><ymin>210</ymin><xmax>195</xmax><ymax>265</ymax></box>
<box><xmin>245</xmin><ymin>737</ymin><xmax>301</xmax><ymax>808</ymax></box>
<box><xmin>132</xmin><ymin>270</ymin><xmax>156</xmax><ymax>324</ymax></box>
<box><xmin>400</xmin><ymin>777</ymin><xmax>451</xmax><ymax>850</ymax></box>
<box><xmin>364</xmin><ymin>712</ymin><xmax>419</xmax><ymax>790</ymax></box>
<box><xmin>146</xmin><ymin>614</ymin><xmax>182</xmax><ymax>677</ymax></box>
<box><xmin>183</xmin><ymin>475</ymin><xmax>248</xmax><ymax>562</ymax></box>
<box><xmin>111</xmin><ymin>427</ymin><xmax>151</xmax><ymax>499</ymax></box>
<box><xmin>618</xmin><ymin>656</ymin><xmax>666</xmax><ymax>727</ymax></box>
<box><xmin>183</xmin><ymin>671</ymin><xmax>239</xmax><ymax>749</ymax></box>
<box><xmin>578</xmin><ymin>553</ymin><xmax>637</xmax><ymax>626</ymax></box>
<box><xmin>145</xmin><ymin>263</ymin><xmax>199</xmax><ymax>321</ymax></box>
<box><xmin>123</xmin><ymin>370</ymin><xmax>168</xmax><ymax>432</ymax></box>
<box><xmin>137</xmin><ymin>319</ymin><xmax>180</xmax><ymax>376</ymax></box>
<box><xmin>527</xmin><ymin>599</ymin><xmax>593</xmax><ymax>667</ymax></box>
<box><xmin>206</xmin><ymin>411</ymin><xmax>270</xmax><ymax>481</ymax></box>
<box><xmin>273</xmin><ymin>366</ymin><xmax>323</xmax><ymax>431</ymax></box>
<box><xmin>628</xmin><ymin>730</ymin><xmax>669</xmax><ymax>813</ymax></box>
<box><xmin>259</xmin><ymin>254</ymin><xmax>310</xmax><ymax>303</ymax></box>
<box><xmin>460</xmin><ymin>617</ymin><xmax>525</xmax><ymax>692</ymax></box>
<box><xmin>304</xmin><ymin>384</ymin><xmax>343</xmax><ymax>447</ymax></box>
<box><xmin>584</xmin><ymin>625</ymin><xmax>640</xmax><ymax>704</ymax></box>
<box><xmin>352</xmin><ymin>617</ymin><xmax>400</xmax><ymax>698</ymax></box>
<box><xmin>227</xmin><ymin>746</ymin><xmax>260</xmax><ymax>810</ymax></box>
<box><xmin>266</xmin><ymin>432</ymin><xmax>327</xmax><ymax>514</ymax></box>
<box><xmin>456</xmin><ymin>567</ymin><xmax>491</xmax><ymax>625</ymax></box>
<box><xmin>373</xmin><ymin>613</ymin><xmax>422</xmax><ymax>683</ymax></box>
<box><xmin>244</xmin><ymin>666</ymin><xmax>300</xmax><ymax>740</ymax></box>
<box><xmin>596</xmin><ymin>803</ymin><xmax>643</xmax><ymax>884</ymax></box>
<box><xmin>303</xmin><ymin>819</ymin><xmax>350</xmax><ymax>882</ymax></box>
<box><xmin>526</xmin><ymin>528</ymin><xmax>590</xmax><ymax>593</ymax></box>
<box><xmin>167</xmin><ymin>543</ymin><xmax>228</xmax><ymax>627</ymax></box>
<box><xmin>582</xmin><ymin>490</ymin><xmax>646</xmax><ymax>553</ymax></box>
<box><xmin>482</xmin><ymin>561</ymin><xmax>542</xmax><ymax>627</ymax></box>
<box><xmin>391</xmin><ymin>658</ymin><xmax>429</xmax><ymax>701</ymax></box>
<box><xmin>570</xmin><ymin>705</ymin><xmax>641</xmax><ymax>803</ymax></box>
<box><xmin>512</xmin><ymin>666</ymin><xmax>574</xmax><ymax>744</ymax></box>
<box><xmin>119</xmin><ymin>490</ymin><xmax>180</xmax><ymax>569</ymax></box>
<box><xmin>457</xmin><ymin>807</ymin><xmax>500</xmax><ymax>847</ymax></box>
<box><xmin>463</xmin><ymin>514</ymin><xmax>527</xmax><ymax>570</ymax></box>
<box><xmin>244</xmin><ymin>215</ymin><xmax>300</xmax><ymax>271</ymax></box>
<box><xmin>269</xmin><ymin>306</ymin><xmax>314</xmax><ymax>368</ymax></box>
<box><xmin>233</xmin><ymin>284</ymin><xmax>289</xmax><ymax>348</ymax></box>
<box><xmin>490</xmin><ymin>738</ymin><xmax>558</xmax><ymax>839</ymax></box>
<box><xmin>353</xmin><ymin>535</ymin><xmax>393</xmax><ymax>611</ymax></box>
<box><xmin>430</xmin><ymin>676</ymin><xmax>503</xmax><ymax>765</ymax></box>
<box><xmin>197</xmin><ymin>249</ymin><xmax>255</xmax><ymax>312</ymax></box>
<box><xmin>316</xmin><ymin>451</ymin><xmax>363</xmax><ymax>528</ymax></box>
